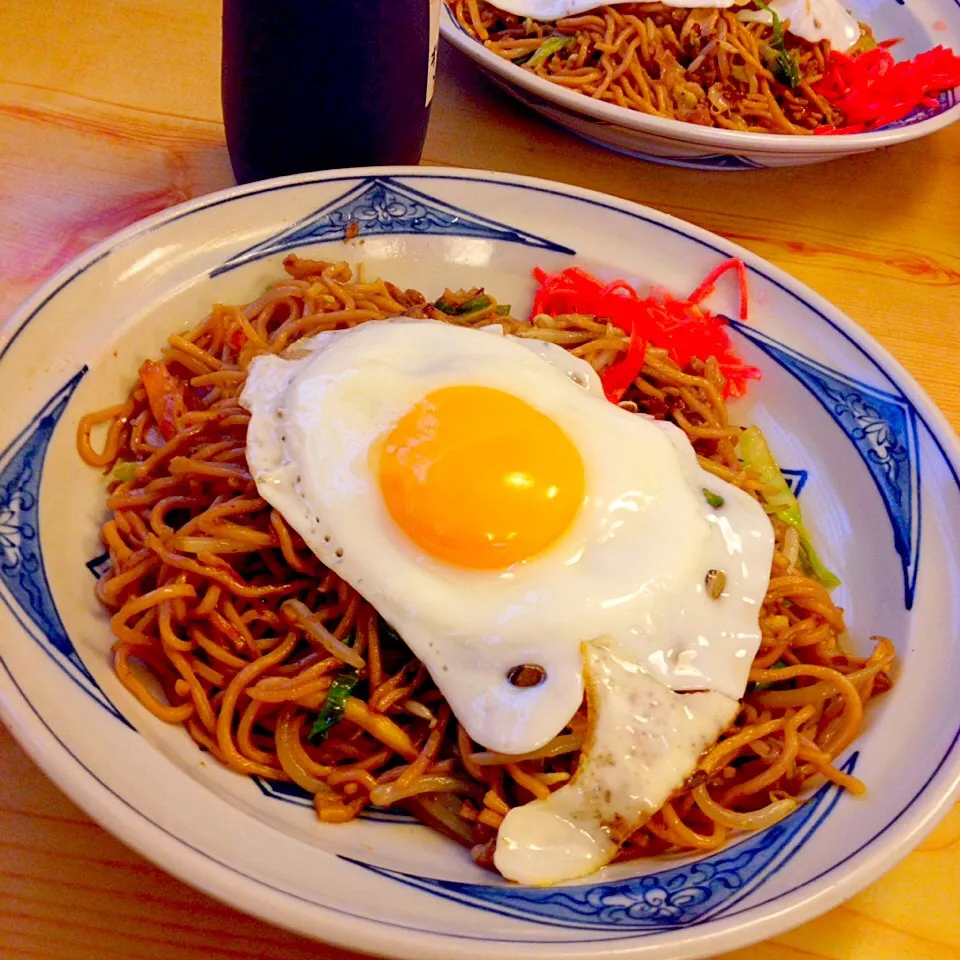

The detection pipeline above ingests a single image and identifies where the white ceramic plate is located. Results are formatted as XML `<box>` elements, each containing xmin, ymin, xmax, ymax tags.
<box><xmin>1</xmin><ymin>167</ymin><xmax>958</xmax><ymax>960</ymax></box>
<box><xmin>440</xmin><ymin>3</ymin><xmax>960</xmax><ymax>169</ymax></box>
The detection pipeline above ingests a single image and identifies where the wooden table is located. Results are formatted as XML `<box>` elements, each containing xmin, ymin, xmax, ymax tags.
<box><xmin>1</xmin><ymin>2</ymin><xmax>958</xmax><ymax>958</ymax></box>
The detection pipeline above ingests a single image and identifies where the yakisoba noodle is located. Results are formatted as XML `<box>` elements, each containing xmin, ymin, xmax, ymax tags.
<box><xmin>448</xmin><ymin>0</ymin><xmax>855</xmax><ymax>133</ymax></box>
<box><xmin>79</xmin><ymin>256</ymin><xmax>894</xmax><ymax>867</ymax></box>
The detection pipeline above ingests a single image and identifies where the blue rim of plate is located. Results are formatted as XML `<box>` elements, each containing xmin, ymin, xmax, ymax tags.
<box><xmin>1</xmin><ymin>169</ymin><xmax>959</xmax><ymax>953</ymax></box>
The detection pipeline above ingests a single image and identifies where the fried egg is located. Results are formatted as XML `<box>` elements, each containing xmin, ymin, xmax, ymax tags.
<box><xmin>241</xmin><ymin>317</ymin><xmax>774</xmax><ymax>882</ymax></box>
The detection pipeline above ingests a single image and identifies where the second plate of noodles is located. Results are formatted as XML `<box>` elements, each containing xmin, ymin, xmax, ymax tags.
<box><xmin>440</xmin><ymin>0</ymin><xmax>960</xmax><ymax>165</ymax></box>
<box><xmin>447</xmin><ymin>0</ymin><xmax>960</xmax><ymax>133</ymax></box>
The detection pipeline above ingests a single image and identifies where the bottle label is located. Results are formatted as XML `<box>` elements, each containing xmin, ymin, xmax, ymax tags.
<box><xmin>426</xmin><ymin>0</ymin><xmax>441</xmax><ymax>106</ymax></box>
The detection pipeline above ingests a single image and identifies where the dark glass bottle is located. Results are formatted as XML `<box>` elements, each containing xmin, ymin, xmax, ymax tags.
<box><xmin>222</xmin><ymin>0</ymin><xmax>440</xmax><ymax>184</ymax></box>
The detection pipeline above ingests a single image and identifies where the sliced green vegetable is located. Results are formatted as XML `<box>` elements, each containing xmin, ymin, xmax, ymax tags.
<box><xmin>309</xmin><ymin>668</ymin><xmax>360</xmax><ymax>742</ymax></box>
<box><xmin>458</xmin><ymin>294</ymin><xmax>493</xmax><ymax>313</ymax></box>
<box><xmin>797</xmin><ymin>537</ymin><xmax>842</xmax><ymax>591</ymax></box>
<box><xmin>755</xmin><ymin>0</ymin><xmax>802</xmax><ymax>88</ymax></box>
<box><xmin>777</xmin><ymin>49</ymin><xmax>802</xmax><ymax>89</ymax></box>
<box><xmin>703</xmin><ymin>488</ymin><xmax>725</xmax><ymax>508</ymax></box>
<box><xmin>739</xmin><ymin>426</ymin><xmax>801</xmax><ymax>525</ymax></box>
<box><xmin>433</xmin><ymin>293</ymin><xmax>493</xmax><ymax>316</ymax></box>
<box><xmin>112</xmin><ymin>460</ymin><xmax>138</xmax><ymax>483</ymax></box>
<box><xmin>739</xmin><ymin>425</ymin><xmax>841</xmax><ymax>590</ymax></box>
<box><xmin>496</xmin><ymin>303</ymin><xmax>512</xmax><ymax>316</ymax></box>
<box><xmin>759</xmin><ymin>5</ymin><xmax>786</xmax><ymax>56</ymax></box>
<box><xmin>524</xmin><ymin>36</ymin><xmax>575</xmax><ymax>70</ymax></box>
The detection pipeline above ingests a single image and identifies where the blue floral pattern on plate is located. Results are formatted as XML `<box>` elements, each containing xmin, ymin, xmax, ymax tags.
<box><xmin>730</xmin><ymin>320</ymin><xmax>921</xmax><ymax>608</ymax></box>
<box><xmin>211</xmin><ymin>176</ymin><xmax>574</xmax><ymax>277</ymax></box>
<box><xmin>0</xmin><ymin>368</ymin><xmax>130</xmax><ymax>725</ymax></box>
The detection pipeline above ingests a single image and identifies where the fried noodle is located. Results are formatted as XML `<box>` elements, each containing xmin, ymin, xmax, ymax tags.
<box><xmin>79</xmin><ymin>255</ymin><xmax>894</xmax><ymax>869</ymax></box>
<box><xmin>447</xmin><ymin>1</ymin><xmax>861</xmax><ymax>133</ymax></box>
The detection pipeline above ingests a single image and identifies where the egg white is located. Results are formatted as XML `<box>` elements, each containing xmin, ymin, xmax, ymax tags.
<box><xmin>495</xmin><ymin>636</ymin><xmax>740</xmax><ymax>884</ymax></box>
<box><xmin>241</xmin><ymin>319</ymin><xmax>774</xmax><ymax>755</ymax></box>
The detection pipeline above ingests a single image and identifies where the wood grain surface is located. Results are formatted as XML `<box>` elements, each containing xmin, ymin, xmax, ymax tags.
<box><xmin>1</xmin><ymin>2</ymin><xmax>958</xmax><ymax>958</ymax></box>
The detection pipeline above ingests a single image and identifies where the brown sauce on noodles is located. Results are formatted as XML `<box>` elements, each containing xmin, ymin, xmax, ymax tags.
<box><xmin>447</xmin><ymin>1</ymin><xmax>862</xmax><ymax>133</ymax></box>
<box><xmin>78</xmin><ymin>255</ymin><xmax>894</xmax><ymax>869</ymax></box>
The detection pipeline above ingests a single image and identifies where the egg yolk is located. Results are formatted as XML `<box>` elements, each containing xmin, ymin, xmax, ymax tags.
<box><xmin>379</xmin><ymin>386</ymin><xmax>585</xmax><ymax>570</ymax></box>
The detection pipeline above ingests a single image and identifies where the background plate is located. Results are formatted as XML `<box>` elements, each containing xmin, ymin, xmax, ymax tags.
<box><xmin>440</xmin><ymin>2</ymin><xmax>960</xmax><ymax>169</ymax></box>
